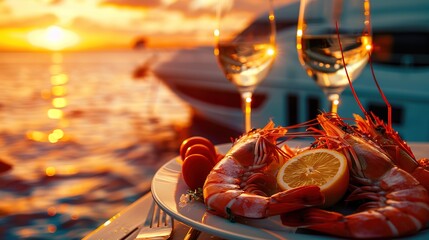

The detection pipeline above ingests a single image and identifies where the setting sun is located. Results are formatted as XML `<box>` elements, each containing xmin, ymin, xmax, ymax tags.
<box><xmin>27</xmin><ymin>26</ymin><xmax>80</xmax><ymax>51</ymax></box>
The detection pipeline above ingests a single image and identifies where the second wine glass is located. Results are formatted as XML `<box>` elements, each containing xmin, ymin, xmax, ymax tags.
<box><xmin>297</xmin><ymin>0</ymin><xmax>372</xmax><ymax>113</ymax></box>
<box><xmin>214</xmin><ymin>0</ymin><xmax>276</xmax><ymax>132</ymax></box>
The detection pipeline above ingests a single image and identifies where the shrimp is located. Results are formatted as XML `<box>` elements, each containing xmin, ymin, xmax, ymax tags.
<box><xmin>354</xmin><ymin>113</ymin><xmax>429</xmax><ymax>191</ymax></box>
<box><xmin>332</xmin><ymin>16</ymin><xmax>429</xmax><ymax>191</ymax></box>
<box><xmin>203</xmin><ymin>120</ymin><xmax>324</xmax><ymax>220</ymax></box>
<box><xmin>281</xmin><ymin>114</ymin><xmax>429</xmax><ymax>238</ymax></box>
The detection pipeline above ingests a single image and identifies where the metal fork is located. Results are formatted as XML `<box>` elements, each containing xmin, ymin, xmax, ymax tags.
<box><xmin>135</xmin><ymin>199</ymin><xmax>173</xmax><ymax>240</ymax></box>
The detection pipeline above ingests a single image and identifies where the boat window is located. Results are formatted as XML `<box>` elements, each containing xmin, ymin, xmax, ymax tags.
<box><xmin>307</xmin><ymin>96</ymin><xmax>320</xmax><ymax>121</ymax></box>
<box><xmin>371</xmin><ymin>32</ymin><xmax>429</xmax><ymax>67</ymax></box>
<box><xmin>287</xmin><ymin>94</ymin><xmax>298</xmax><ymax>125</ymax></box>
<box><xmin>367</xmin><ymin>102</ymin><xmax>403</xmax><ymax>125</ymax></box>
<box><xmin>285</xmin><ymin>94</ymin><xmax>320</xmax><ymax>126</ymax></box>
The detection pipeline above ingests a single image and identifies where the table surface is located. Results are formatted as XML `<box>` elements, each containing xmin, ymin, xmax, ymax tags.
<box><xmin>83</xmin><ymin>192</ymin><xmax>224</xmax><ymax>240</ymax></box>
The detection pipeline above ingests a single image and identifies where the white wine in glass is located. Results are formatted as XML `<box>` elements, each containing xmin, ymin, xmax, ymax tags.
<box><xmin>215</xmin><ymin>0</ymin><xmax>276</xmax><ymax>132</ymax></box>
<box><xmin>297</xmin><ymin>0</ymin><xmax>372</xmax><ymax>113</ymax></box>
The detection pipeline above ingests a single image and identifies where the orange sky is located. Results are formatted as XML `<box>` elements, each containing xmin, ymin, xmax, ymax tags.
<box><xmin>0</xmin><ymin>0</ymin><xmax>294</xmax><ymax>51</ymax></box>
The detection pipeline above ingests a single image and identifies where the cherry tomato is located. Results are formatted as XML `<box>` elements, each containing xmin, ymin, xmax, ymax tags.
<box><xmin>185</xmin><ymin>144</ymin><xmax>216</xmax><ymax>165</ymax></box>
<box><xmin>182</xmin><ymin>154</ymin><xmax>214</xmax><ymax>190</ymax></box>
<box><xmin>180</xmin><ymin>136</ymin><xmax>216</xmax><ymax>161</ymax></box>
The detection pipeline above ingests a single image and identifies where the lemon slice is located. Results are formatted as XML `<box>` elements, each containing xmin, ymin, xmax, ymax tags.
<box><xmin>277</xmin><ymin>149</ymin><xmax>349</xmax><ymax>207</ymax></box>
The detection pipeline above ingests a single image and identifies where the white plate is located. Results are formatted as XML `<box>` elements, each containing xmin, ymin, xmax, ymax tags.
<box><xmin>151</xmin><ymin>142</ymin><xmax>429</xmax><ymax>240</ymax></box>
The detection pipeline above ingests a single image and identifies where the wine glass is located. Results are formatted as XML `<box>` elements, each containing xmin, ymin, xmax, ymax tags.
<box><xmin>297</xmin><ymin>0</ymin><xmax>372</xmax><ymax>113</ymax></box>
<box><xmin>214</xmin><ymin>0</ymin><xmax>276</xmax><ymax>132</ymax></box>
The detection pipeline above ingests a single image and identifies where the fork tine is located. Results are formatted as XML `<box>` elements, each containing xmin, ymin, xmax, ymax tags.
<box><xmin>144</xmin><ymin>200</ymin><xmax>156</xmax><ymax>227</ymax></box>
<box><xmin>135</xmin><ymin>199</ymin><xmax>173</xmax><ymax>239</ymax></box>
<box><xmin>159</xmin><ymin>205</ymin><xmax>165</xmax><ymax>227</ymax></box>
<box><xmin>159</xmin><ymin>204</ymin><xmax>173</xmax><ymax>229</ymax></box>
<box><xmin>163</xmin><ymin>208</ymin><xmax>173</xmax><ymax>228</ymax></box>
<box><xmin>153</xmin><ymin>203</ymin><xmax>159</xmax><ymax>227</ymax></box>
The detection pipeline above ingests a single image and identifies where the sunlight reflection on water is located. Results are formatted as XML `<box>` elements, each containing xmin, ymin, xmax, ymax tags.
<box><xmin>0</xmin><ymin>50</ymin><xmax>191</xmax><ymax>239</ymax></box>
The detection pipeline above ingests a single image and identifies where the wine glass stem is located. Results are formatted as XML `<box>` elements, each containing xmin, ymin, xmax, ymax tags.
<box><xmin>330</xmin><ymin>99</ymin><xmax>339</xmax><ymax>113</ymax></box>
<box><xmin>328</xmin><ymin>93</ymin><xmax>340</xmax><ymax>113</ymax></box>
<box><xmin>241</xmin><ymin>92</ymin><xmax>252</xmax><ymax>132</ymax></box>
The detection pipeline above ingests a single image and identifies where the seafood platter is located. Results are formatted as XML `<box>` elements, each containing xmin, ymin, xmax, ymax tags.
<box><xmin>152</xmin><ymin>71</ymin><xmax>429</xmax><ymax>238</ymax></box>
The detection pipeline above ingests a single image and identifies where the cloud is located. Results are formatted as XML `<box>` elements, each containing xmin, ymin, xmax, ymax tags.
<box><xmin>70</xmin><ymin>15</ymin><xmax>141</xmax><ymax>36</ymax></box>
<box><xmin>33</xmin><ymin>0</ymin><xmax>63</xmax><ymax>5</ymax></box>
<box><xmin>189</xmin><ymin>0</ymin><xmax>219</xmax><ymax>11</ymax></box>
<box><xmin>100</xmin><ymin>0</ymin><xmax>161</xmax><ymax>8</ymax></box>
<box><xmin>0</xmin><ymin>13</ymin><xmax>58</xmax><ymax>28</ymax></box>
<box><xmin>0</xmin><ymin>0</ymin><xmax>297</xmax><ymax>49</ymax></box>
<box><xmin>70</xmin><ymin>16</ymin><xmax>104</xmax><ymax>31</ymax></box>
<box><xmin>71</xmin><ymin>16</ymin><xmax>124</xmax><ymax>32</ymax></box>
<box><xmin>0</xmin><ymin>0</ymin><xmax>11</xmax><ymax>15</ymax></box>
<box><xmin>100</xmin><ymin>0</ymin><xmax>217</xmax><ymax>15</ymax></box>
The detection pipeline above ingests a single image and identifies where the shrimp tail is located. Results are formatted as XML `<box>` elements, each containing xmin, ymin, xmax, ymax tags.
<box><xmin>281</xmin><ymin>208</ymin><xmax>379</xmax><ymax>238</ymax></box>
<box><xmin>267</xmin><ymin>185</ymin><xmax>324</xmax><ymax>215</ymax></box>
<box><xmin>282</xmin><ymin>204</ymin><xmax>429</xmax><ymax>238</ymax></box>
<box><xmin>281</xmin><ymin>208</ymin><xmax>346</xmax><ymax>230</ymax></box>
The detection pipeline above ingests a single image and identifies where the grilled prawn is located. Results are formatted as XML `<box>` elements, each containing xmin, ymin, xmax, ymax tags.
<box><xmin>281</xmin><ymin>114</ymin><xmax>429</xmax><ymax>238</ymax></box>
<box><xmin>203</xmin><ymin>120</ymin><xmax>324</xmax><ymax>220</ymax></box>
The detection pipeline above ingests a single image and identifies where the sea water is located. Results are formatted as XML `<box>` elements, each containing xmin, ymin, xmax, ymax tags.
<box><xmin>0</xmin><ymin>50</ymin><xmax>192</xmax><ymax>239</ymax></box>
